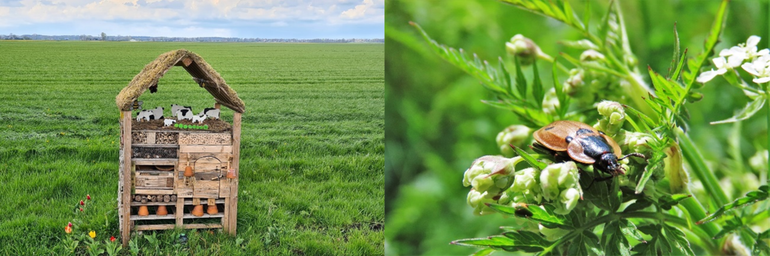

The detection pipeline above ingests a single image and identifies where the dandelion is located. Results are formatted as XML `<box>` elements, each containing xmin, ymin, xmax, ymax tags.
<box><xmin>89</xmin><ymin>231</ymin><xmax>96</xmax><ymax>239</ymax></box>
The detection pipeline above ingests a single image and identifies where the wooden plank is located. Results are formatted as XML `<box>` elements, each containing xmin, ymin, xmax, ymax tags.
<box><xmin>223</xmin><ymin>197</ymin><xmax>230</xmax><ymax>231</ymax></box>
<box><xmin>175</xmin><ymin>57</ymin><xmax>193</xmax><ymax>67</ymax></box>
<box><xmin>183</xmin><ymin>213</ymin><xmax>224</xmax><ymax>219</ymax></box>
<box><xmin>131</xmin><ymin>201</ymin><xmax>176</xmax><ymax>206</ymax></box>
<box><xmin>134</xmin><ymin>189</ymin><xmax>175</xmax><ymax>195</ymax></box>
<box><xmin>193</xmin><ymin>198</ymin><xmax>201</xmax><ymax>205</ymax></box>
<box><xmin>178</xmin><ymin>133</ymin><xmax>231</xmax><ymax>145</ymax></box>
<box><xmin>131</xmin><ymin>214</ymin><xmax>177</xmax><ymax>220</ymax></box>
<box><xmin>133</xmin><ymin>159</ymin><xmax>177</xmax><ymax>166</ymax></box>
<box><xmin>135</xmin><ymin>171</ymin><xmax>174</xmax><ymax>188</ymax></box>
<box><xmin>175</xmin><ymin>197</ymin><xmax>184</xmax><ymax>227</ymax></box>
<box><xmin>193</xmin><ymin>180</ymin><xmax>219</xmax><ymax>198</ymax></box>
<box><xmin>184</xmin><ymin>198</ymin><xmax>225</xmax><ymax>205</ymax></box>
<box><xmin>146</xmin><ymin>132</ymin><xmax>156</xmax><ymax>144</ymax></box>
<box><xmin>207</xmin><ymin>198</ymin><xmax>216</xmax><ymax>205</ymax></box>
<box><xmin>136</xmin><ymin>224</ymin><xmax>176</xmax><ymax>231</ymax></box>
<box><xmin>132</xmin><ymin>144</ymin><xmax>178</xmax><ymax>148</ymax></box>
<box><xmin>228</xmin><ymin>112</ymin><xmax>241</xmax><ymax>235</ymax></box>
<box><xmin>180</xmin><ymin>145</ymin><xmax>232</xmax><ymax>154</ymax></box>
<box><xmin>121</xmin><ymin>111</ymin><xmax>132</xmax><ymax>246</ymax></box>
<box><xmin>183</xmin><ymin>223</ymin><xmax>223</xmax><ymax>229</ymax></box>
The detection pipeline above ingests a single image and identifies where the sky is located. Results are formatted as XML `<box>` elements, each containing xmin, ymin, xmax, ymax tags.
<box><xmin>0</xmin><ymin>0</ymin><xmax>384</xmax><ymax>39</ymax></box>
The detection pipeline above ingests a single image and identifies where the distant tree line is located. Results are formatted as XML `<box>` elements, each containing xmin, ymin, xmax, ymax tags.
<box><xmin>0</xmin><ymin>33</ymin><xmax>384</xmax><ymax>43</ymax></box>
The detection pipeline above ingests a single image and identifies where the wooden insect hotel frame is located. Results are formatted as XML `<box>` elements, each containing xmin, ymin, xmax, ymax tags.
<box><xmin>115</xmin><ymin>49</ymin><xmax>245</xmax><ymax>246</ymax></box>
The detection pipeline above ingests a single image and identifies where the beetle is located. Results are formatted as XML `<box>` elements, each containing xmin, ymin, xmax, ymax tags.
<box><xmin>532</xmin><ymin>120</ymin><xmax>645</xmax><ymax>177</ymax></box>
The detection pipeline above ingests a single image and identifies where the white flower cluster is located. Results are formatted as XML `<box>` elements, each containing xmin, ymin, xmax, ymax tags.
<box><xmin>698</xmin><ymin>36</ymin><xmax>770</xmax><ymax>84</ymax></box>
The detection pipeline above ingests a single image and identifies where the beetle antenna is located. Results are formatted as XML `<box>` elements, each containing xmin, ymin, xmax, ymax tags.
<box><xmin>619</xmin><ymin>153</ymin><xmax>646</xmax><ymax>161</ymax></box>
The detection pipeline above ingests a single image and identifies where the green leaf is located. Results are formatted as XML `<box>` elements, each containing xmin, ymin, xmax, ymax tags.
<box><xmin>512</xmin><ymin>146</ymin><xmax>548</xmax><ymax>170</ymax></box>
<box><xmin>671</xmin><ymin>49</ymin><xmax>688</xmax><ymax>81</ymax></box>
<box><xmin>658</xmin><ymin>194</ymin><xmax>692</xmax><ymax>210</ymax></box>
<box><xmin>697</xmin><ymin>186</ymin><xmax>770</xmax><ymax>224</ymax></box>
<box><xmin>583</xmin><ymin>174</ymin><xmax>621</xmax><ymax>212</ymax></box>
<box><xmin>601</xmin><ymin>221</ymin><xmax>631</xmax><ymax>256</ymax></box>
<box><xmin>712</xmin><ymin>217</ymin><xmax>742</xmax><ymax>239</ymax></box>
<box><xmin>709</xmin><ymin>95</ymin><xmax>766</xmax><ymax>124</ymax></box>
<box><xmin>514</xmin><ymin>57</ymin><xmax>528</xmax><ymax>100</ymax></box>
<box><xmin>583</xmin><ymin>0</ymin><xmax>591</xmax><ymax>32</ymax></box>
<box><xmin>410</xmin><ymin>22</ymin><xmax>513</xmax><ymax>96</ymax></box>
<box><xmin>669</xmin><ymin>23</ymin><xmax>681</xmax><ymax>79</ymax></box>
<box><xmin>623</xmin><ymin>197</ymin><xmax>654</xmax><ymax>213</ymax></box>
<box><xmin>501</xmin><ymin>231</ymin><xmax>552</xmax><ymax>252</ymax></box>
<box><xmin>634</xmin><ymin>150</ymin><xmax>665</xmax><ymax>194</ymax></box>
<box><xmin>452</xmin><ymin>236</ymin><xmax>515</xmax><ymax>247</ymax></box>
<box><xmin>485</xmin><ymin>203</ymin><xmax>570</xmax><ymax>228</ymax></box>
<box><xmin>662</xmin><ymin>224</ymin><xmax>695</xmax><ymax>256</ymax></box>
<box><xmin>471</xmin><ymin>248</ymin><xmax>497</xmax><ymax>256</ymax></box>
<box><xmin>619</xmin><ymin>219</ymin><xmax>646</xmax><ymax>243</ymax></box>
<box><xmin>532</xmin><ymin>61</ymin><xmax>544</xmax><ymax>108</ymax></box>
<box><xmin>552</xmin><ymin>58</ymin><xmax>569</xmax><ymax>118</ymax></box>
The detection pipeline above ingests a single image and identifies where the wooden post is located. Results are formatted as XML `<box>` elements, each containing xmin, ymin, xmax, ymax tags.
<box><xmin>120</xmin><ymin>111</ymin><xmax>133</xmax><ymax>246</ymax></box>
<box><xmin>227</xmin><ymin>112</ymin><xmax>242</xmax><ymax>235</ymax></box>
<box><xmin>175</xmin><ymin>197</ymin><xmax>184</xmax><ymax>228</ymax></box>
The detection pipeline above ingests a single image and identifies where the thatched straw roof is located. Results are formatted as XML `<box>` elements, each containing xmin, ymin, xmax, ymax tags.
<box><xmin>116</xmin><ymin>49</ymin><xmax>245</xmax><ymax>113</ymax></box>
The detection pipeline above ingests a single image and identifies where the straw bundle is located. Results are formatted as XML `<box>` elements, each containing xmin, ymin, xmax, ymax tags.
<box><xmin>115</xmin><ymin>49</ymin><xmax>245</xmax><ymax>113</ymax></box>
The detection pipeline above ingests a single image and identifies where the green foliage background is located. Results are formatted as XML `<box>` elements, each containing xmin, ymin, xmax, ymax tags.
<box><xmin>385</xmin><ymin>0</ymin><xmax>770</xmax><ymax>255</ymax></box>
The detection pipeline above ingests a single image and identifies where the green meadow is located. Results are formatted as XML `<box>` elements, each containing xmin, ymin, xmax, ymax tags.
<box><xmin>0</xmin><ymin>41</ymin><xmax>384</xmax><ymax>255</ymax></box>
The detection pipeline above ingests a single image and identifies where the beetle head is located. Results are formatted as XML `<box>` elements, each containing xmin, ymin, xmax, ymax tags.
<box><xmin>598</xmin><ymin>153</ymin><xmax>625</xmax><ymax>175</ymax></box>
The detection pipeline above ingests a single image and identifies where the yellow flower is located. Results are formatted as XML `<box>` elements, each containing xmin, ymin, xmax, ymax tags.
<box><xmin>89</xmin><ymin>231</ymin><xmax>96</xmax><ymax>238</ymax></box>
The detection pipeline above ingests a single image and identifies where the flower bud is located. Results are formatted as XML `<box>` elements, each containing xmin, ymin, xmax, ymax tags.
<box><xmin>542</xmin><ymin>88</ymin><xmax>560</xmax><ymax>116</ymax></box>
<box><xmin>540</xmin><ymin>161</ymin><xmax>579</xmax><ymax>201</ymax></box>
<box><xmin>506</xmin><ymin>34</ymin><xmax>541</xmax><ymax>65</ymax></box>
<box><xmin>463</xmin><ymin>156</ymin><xmax>522</xmax><ymax>195</ymax></box>
<box><xmin>595</xmin><ymin>101</ymin><xmax>625</xmax><ymax>135</ymax></box>
<box><xmin>467</xmin><ymin>189</ymin><xmax>497</xmax><ymax>216</ymax></box>
<box><xmin>618</xmin><ymin>131</ymin><xmax>652</xmax><ymax>157</ymax></box>
<box><xmin>749</xmin><ymin>150</ymin><xmax>768</xmax><ymax>172</ymax></box>
<box><xmin>554</xmin><ymin>187</ymin><xmax>581</xmax><ymax>214</ymax></box>
<box><xmin>663</xmin><ymin>144</ymin><xmax>689</xmax><ymax>194</ymax></box>
<box><xmin>580</xmin><ymin>49</ymin><xmax>605</xmax><ymax>62</ymax></box>
<box><xmin>496</xmin><ymin>125</ymin><xmax>532</xmax><ymax>157</ymax></box>
<box><xmin>505</xmin><ymin>167</ymin><xmax>543</xmax><ymax>204</ymax></box>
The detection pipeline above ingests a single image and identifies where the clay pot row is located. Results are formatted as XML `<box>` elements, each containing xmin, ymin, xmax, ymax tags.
<box><xmin>136</xmin><ymin>205</ymin><xmax>169</xmax><ymax>216</ymax></box>
<box><xmin>191</xmin><ymin>204</ymin><xmax>219</xmax><ymax>216</ymax></box>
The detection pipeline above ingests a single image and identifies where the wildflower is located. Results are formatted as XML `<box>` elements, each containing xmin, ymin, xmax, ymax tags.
<box><xmin>89</xmin><ymin>231</ymin><xmax>96</xmax><ymax>239</ymax></box>
<box><xmin>555</xmin><ymin>187</ymin><xmax>581</xmax><ymax>215</ymax></box>
<box><xmin>79</xmin><ymin>208</ymin><xmax>83</xmax><ymax>212</ymax></box>
<box><xmin>696</xmin><ymin>56</ymin><xmax>734</xmax><ymax>83</ymax></box>
<box><xmin>110</xmin><ymin>236</ymin><xmax>116</xmax><ymax>242</ymax></box>
<box><xmin>462</xmin><ymin>156</ymin><xmax>522</xmax><ymax>195</ymax></box>
<box><xmin>741</xmin><ymin>55</ymin><xmax>770</xmax><ymax>83</ymax></box>
<box><xmin>721</xmin><ymin>35</ymin><xmax>769</xmax><ymax>62</ymax></box>
<box><xmin>65</xmin><ymin>225</ymin><xmax>72</xmax><ymax>234</ymax></box>
<box><xmin>68</xmin><ymin>222</ymin><xmax>73</xmax><ymax>227</ymax></box>
<box><xmin>87</xmin><ymin>194</ymin><xmax>91</xmax><ymax>200</ymax></box>
<box><xmin>542</xmin><ymin>88</ymin><xmax>560</xmax><ymax>116</ymax></box>
<box><xmin>80</xmin><ymin>200</ymin><xmax>84</xmax><ymax>206</ymax></box>
<box><xmin>496</xmin><ymin>125</ymin><xmax>532</xmax><ymax>156</ymax></box>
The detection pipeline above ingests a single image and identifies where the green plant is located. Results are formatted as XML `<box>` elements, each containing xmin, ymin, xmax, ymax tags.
<box><xmin>412</xmin><ymin>0</ymin><xmax>770</xmax><ymax>254</ymax></box>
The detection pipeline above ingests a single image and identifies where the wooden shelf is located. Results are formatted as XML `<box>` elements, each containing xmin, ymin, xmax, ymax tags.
<box><xmin>134</xmin><ymin>223</ymin><xmax>223</xmax><ymax>231</ymax></box>
<box><xmin>133</xmin><ymin>159</ymin><xmax>178</xmax><ymax>166</ymax></box>
<box><xmin>183</xmin><ymin>199</ymin><xmax>225</xmax><ymax>205</ymax></box>
<box><xmin>130</xmin><ymin>201</ymin><xmax>177</xmax><ymax>206</ymax></box>
<box><xmin>133</xmin><ymin>144</ymin><xmax>179</xmax><ymax>148</ymax></box>
<box><xmin>184</xmin><ymin>213</ymin><xmax>224</xmax><ymax>219</ymax></box>
<box><xmin>130</xmin><ymin>214</ymin><xmax>176</xmax><ymax>220</ymax></box>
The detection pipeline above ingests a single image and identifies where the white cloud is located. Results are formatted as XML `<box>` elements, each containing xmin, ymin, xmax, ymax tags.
<box><xmin>0</xmin><ymin>0</ymin><xmax>383</xmax><ymax>37</ymax></box>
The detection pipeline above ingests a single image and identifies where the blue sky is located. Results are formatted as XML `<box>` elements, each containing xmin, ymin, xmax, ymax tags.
<box><xmin>0</xmin><ymin>0</ymin><xmax>383</xmax><ymax>39</ymax></box>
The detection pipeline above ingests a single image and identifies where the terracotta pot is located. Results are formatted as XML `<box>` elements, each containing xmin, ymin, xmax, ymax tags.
<box><xmin>184</xmin><ymin>166</ymin><xmax>194</xmax><ymax>177</ymax></box>
<box><xmin>156</xmin><ymin>205</ymin><xmax>168</xmax><ymax>216</ymax></box>
<box><xmin>226</xmin><ymin>169</ymin><xmax>236</xmax><ymax>179</ymax></box>
<box><xmin>207</xmin><ymin>204</ymin><xmax>219</xmax><ymax>215</ymax></box>
<box><xmin>137</xmin><ymin>205</ymin><xmax>149</xmax><ymax>216</ymax></box>
<box><xmin>191</xmin><ymin>205</ymin><xmax>204</xmax><ymax>217</ymax></box>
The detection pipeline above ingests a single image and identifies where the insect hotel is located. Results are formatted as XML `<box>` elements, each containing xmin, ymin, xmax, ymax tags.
<box><xmin>115</xmin><ymin>49</ymin><xmax>245</xmax><ymax>246</ymax></box>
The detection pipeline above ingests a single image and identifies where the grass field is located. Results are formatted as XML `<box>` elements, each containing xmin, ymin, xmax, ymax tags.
<box><xmin>0</xmin><ymin>41</ymin><xmax>384</xmax><ymax>255</ymax></box>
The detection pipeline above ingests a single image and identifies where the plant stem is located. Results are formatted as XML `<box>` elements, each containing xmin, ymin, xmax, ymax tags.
<box><xmin>677</xmin><ymin>129</ymin><xmax>729</xmax><ymax>207</ymax></box>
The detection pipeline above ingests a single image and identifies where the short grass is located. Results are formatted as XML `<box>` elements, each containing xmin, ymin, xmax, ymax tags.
<box><xmin>0</xmin><ymin>41</ymin><xmax>384</xmax><ymax>255</ymax></box>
